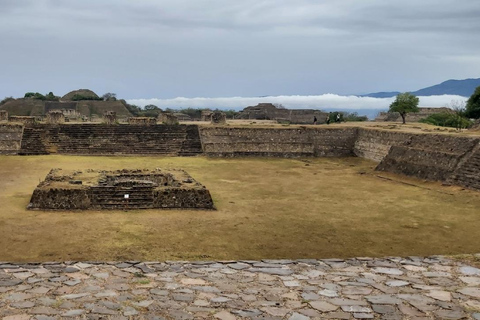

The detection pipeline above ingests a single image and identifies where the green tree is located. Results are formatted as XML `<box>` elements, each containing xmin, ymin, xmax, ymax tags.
<box><xmin>465</xmin><ymin>86</ymin><xmax>480</xmax><ymax>119</ymax></box>
<box><xmin>388</xmin><ymin>92</ymin><xmax>419</xmax><ymax>124</ymax></box>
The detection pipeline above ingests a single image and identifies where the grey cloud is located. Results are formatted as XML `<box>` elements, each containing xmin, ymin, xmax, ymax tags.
<box><xmin>0</xmin><ymin>0</ymin><xmax>479</xmax><ymax>100</ymax></box>
<box><xmin>128</xmin><ymin>94</ymin><xmax>467</xmax><ymax>111</ymax></box>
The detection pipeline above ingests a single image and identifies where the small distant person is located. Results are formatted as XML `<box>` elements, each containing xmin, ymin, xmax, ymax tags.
<box><xmin>326</xmin><ymin>115</ymin><xmax>330</xmax><ymax>125</ymax></box>
<box><xmin>336</xmin><ymin>113</ymin><xmax>341</xmax><ymax>123</ymax></box>
<box><xmin>313</xmin><ymin>116</ymin><xmax>317</xmax><ymax>125</ymax></box>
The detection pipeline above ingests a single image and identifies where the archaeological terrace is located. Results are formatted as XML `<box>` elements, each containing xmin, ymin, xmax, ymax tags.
<box><xmin>0</xmin><ymin>121</ymin><xmax>479</xmax><ymax>191</ymax></box>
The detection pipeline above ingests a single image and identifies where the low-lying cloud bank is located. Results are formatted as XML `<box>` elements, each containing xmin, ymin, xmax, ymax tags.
<box><xmin>127</xmin><ymin>94</ymin><xmax>467</xmax><ymax>112</ymax></box>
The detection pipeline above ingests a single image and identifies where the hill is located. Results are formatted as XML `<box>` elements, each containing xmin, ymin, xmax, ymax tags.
<box><xmin>362</xmin><ymin>78</ymin><xmax>480</xmax><ymax>98</ymax></box>
<box><xmin>0</xmin><ymin>89</ymin><xmax>133</xmax><ymax>118</ymax></box>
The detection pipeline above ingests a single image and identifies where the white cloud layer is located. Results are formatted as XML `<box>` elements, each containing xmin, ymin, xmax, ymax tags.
<box><xmin>127</xmin><ymin>94</ymin><xmax>467</xmax><ymax>111</ymax></box>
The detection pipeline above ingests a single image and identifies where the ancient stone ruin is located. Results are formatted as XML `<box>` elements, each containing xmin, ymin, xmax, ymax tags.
<box><xmin>211</xmin><ymin>111</ymin><xmax>226</xmax><ymax>125</ymax></box>
<box><xmin>128</xmin><ymin>117</ymin><xmax>157</xmax><ymax>125</ymax></box>
<box><xmin>8</xmin><ymin>116</ymin><xmax>36</xmax><ymax>125</ymax></box>
<box><xmin>103</xmin><ymin>111</ymin><xmax>117</xmax><ymax>125</ymax></box>
<box><xmin>237</xmin><ymin>103</ymin><xmax>327</xmax><ymax>124</ymax></box>
<box><xmin>46</xmin><ymin>110</ymin><xmax>65</xmax><ymax>124</ymax></box>
<box><xmin>0</xmin><ymin>110</ymin><xmax>7</xmax><ymax>122</ymax></box>
<box><xmin>159</xmin><ymin>113</ymin><xmax>178</xmax><ymax>125</ymax></box>
<box><xmin>201</xmin><ymin>110</ymin><xmax>213</xmax><ymax>121</ymax></box>
<box><xmin>28</xmin><ymin>168</ymin><xmax>214</xmax><ymax>210</ymax></box>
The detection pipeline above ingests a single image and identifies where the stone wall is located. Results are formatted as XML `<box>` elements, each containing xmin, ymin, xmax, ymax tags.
<box><xmin>0</xmin><ymin>110</ymin><xmax>8</xmax><ymax>122</ymax></box>
<box><xmin>46</xmin><ymin>111</ymin><xmax>65</xmax><ymax>124</ymax></box>
<box><xmin>9</xmin><ymin>116</ymin><xmax>36</xmax><ymax>125</ymax></box>
<box><xmin>18</xmin><ymin>124</ymin><xmax>203</xmax><ymax>156</ymax></box>
<box><xmin>355</xmin><ymin>128</ymin><xmax>480</xmax><ymax>183</ymax></box>
<box><xmin>447</xmin><ymin>142</ymin><xmax>480</xmax><ymax>190</ymax></box>
<box><xmin>0</xmin><ymin>124</ymin><xmax>23</xmax><ymax>155</ymax></box>
<box><xmin>128</xmin><ymin>117</ymin><xmax>157</xmax><ymax>125</ymax></box>
<box><xmin>199</xmin><ymin>127</ymin><xmax>357</xmax><ymax>157</ymax></box>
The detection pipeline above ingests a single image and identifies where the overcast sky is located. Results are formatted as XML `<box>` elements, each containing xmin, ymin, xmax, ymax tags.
<box><xmin>1</xmin><ymin>0</ymin><xmax>479</xmax><ymax>104</ymax></box>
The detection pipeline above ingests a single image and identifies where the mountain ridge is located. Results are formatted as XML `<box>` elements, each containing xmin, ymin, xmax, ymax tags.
<box><xmin>361</xmin><ymin>78</ymin><xmax>480</xmax><ymax>98</ymax></box>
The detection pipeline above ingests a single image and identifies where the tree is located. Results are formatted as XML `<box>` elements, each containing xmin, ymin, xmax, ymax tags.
<box><xmin>102</xmin><ymin>93</ymin><xmax>117</xmax><ymax>101</ymax></box>
<box><xmin>465</xmin><ymin>85</ymin><xmax>480</xmax><ymax>119</ymax></box>
<box><xmin>388</xmin><ymin>92</ymin><xmax>419</xmax><ymax>124</ymax></box>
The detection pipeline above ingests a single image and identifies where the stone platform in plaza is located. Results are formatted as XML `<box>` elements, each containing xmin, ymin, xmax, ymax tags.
<box><xmin>1</xmin><ymin>256</ymin><xmax>480</xmax><ymax>319</ymax></box>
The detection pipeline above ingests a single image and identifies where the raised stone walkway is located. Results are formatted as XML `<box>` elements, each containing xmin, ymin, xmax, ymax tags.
<box><xmin>1</xmin><ymin>256</ymin><xmax>480</xmax><ymax>319</ymax></box>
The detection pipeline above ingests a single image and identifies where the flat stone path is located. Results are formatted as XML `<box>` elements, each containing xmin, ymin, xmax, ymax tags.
<box><xmin>1</xmin><ymin>256</ymin><xmax>480</xmax><ymax>319</ymax></box>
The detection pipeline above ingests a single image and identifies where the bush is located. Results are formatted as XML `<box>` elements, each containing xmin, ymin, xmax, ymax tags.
<box><xmin>420</xmin><ymin>112</ymin><xmax>472</xmax><ymax>129</ymax></box>
<box><xmin>71</xmin><ymin>94</ymin><xmax>103</xmax><ymax>101</ymax></box>
<box><xmin>45</xmin><ymin>92</ymin><xmax>60</xmax><ymax>101</ymax></box>
<box><xmin>24</xmin><ymin>92</ymin><xmax>46</xmax><ymax>100</ymax></box>
<box><xmin>342</xmin><ymin>112</ymin><xmax>368</xmax><ymax>122</ymax></box>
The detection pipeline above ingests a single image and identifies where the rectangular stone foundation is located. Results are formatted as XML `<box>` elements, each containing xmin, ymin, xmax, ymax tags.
<box><xmin>28</xmin><ymin>168</ymin><xmax>214</xmax><ymax>210</ymax></box>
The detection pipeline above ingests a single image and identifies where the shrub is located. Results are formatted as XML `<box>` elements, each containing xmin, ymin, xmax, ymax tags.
<box><xmin>24</xmin><ymin>92</ymin><xmax>46</xmax><ymax>100</ymax></box>
<box><xmin>342</xmin><ymin>112</ymin><xmax>368</xmax><ymax>122</ymax></box>
<box><xmin>420</xmin><ymin>112</ymin><xmax>472</xmax><ymax>129</ymax></box>
<box><xmin>71</xmin><ymin>94</ymin><xmax>103</xmax><ymax>101</ymax></box>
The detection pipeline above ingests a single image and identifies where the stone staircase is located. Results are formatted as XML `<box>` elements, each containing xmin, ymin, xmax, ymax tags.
<box><xmin>447</xmin><ymin>142</ymin><xmax>480</xmax><ymax>190</ymax></box>
<box><xmin>89</xmin><ymin>186</ymin><xmax>155</xmax><ymax>209</ymax></box>
<box><xmin>18</xmin><ymin>126</ymin><xmax>49</xmax><ymax>155</ymax></box>
<box><xmin>19</xmin><ymin>124</ymin><xmax>203</xmax><ymax>156</ymax></box>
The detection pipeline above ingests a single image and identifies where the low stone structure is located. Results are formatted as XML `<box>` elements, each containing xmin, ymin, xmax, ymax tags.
<box><xmin>0</xmin><ymin>110</ymin><xmax>7</xmax><ymax>122</ymax></box>
<box><xmin>201</xmin><ymin>110</ymin><xmax>213</xmax><ymax>121</ymax></box>
<box><xmin>173</xmin><ymin>113</ymin><xmax>192</xmax><ymax>121</ymax></box>
<box><xmin>28</xmin><ymin>168</ymin><xmax>214</xmax><ymax>210</ymax></box>
<box><xmin>211</xmin><ymin>111</ymin><xmax>227</xmax><ymax>125</ymax></box>
<box><xmin>237</xmin><ymin>103</ymin><xmax>328</xmax><ymax>124</ymax></box>
<box><xmin>103</xmin><ymin>111</ymin><xmax>117</xmax><ymax>125</ymax></box>
<box><xmin>46</xmin><ymin>110</ymin><xmax>65</xmax><ymax>124</ymax></box>
<box><xmin>159</xmin><ymin>113</ymin><xmax>178</xmax><ymax>125</ymax></box>
<box><xmin>128</xmin><ymin>117</ymin><xmax>157</xmax><ymax>125</ymax></box>
<box><xmin>0</xmin><ymin>124</ymin><xmax>23</xmax><ymax>154</ymax></box>
<box><xmin>375</xmin><ymin>107</ymin><xmax>454</xmax><ymax>122</ymax></box>
<box><xmin>8</xmin><ymin>116</ymin><xmax>36</xmax><ymax>125</ymax></box>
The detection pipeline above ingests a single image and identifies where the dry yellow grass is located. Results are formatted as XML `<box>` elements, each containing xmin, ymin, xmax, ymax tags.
<box><xmin>0</xmin><ymin>155</ymin><xmax>479</xmax><ymax>262</ymax></box>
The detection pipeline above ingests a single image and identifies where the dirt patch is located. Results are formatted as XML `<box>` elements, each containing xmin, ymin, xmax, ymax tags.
<box><xmin>0</xmin><ymin>155</ymin><xmax>479</xmax><ymax>262</ymax></box>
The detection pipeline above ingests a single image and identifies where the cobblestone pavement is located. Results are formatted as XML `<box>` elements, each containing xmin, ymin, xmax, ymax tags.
<box><xmin>1</xmin><ymin>256</ymin><xmax>480</xmax><ymax>319</ymax></box>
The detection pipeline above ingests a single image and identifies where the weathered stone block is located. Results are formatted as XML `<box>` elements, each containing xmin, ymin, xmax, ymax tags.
<box><xmin>103</xmin><ymin>111</ymin><xmax>117</xmax><ymax>125</ymax></box>
<box><xmin>0</xmin><ymin>110</ymin><xmax>7</xmax><ymax>122</ymax></box>
<box><xmin>159</xmin><ymin>113</ymin><xmax>178</xmax><ymax>125</ymax></box>
<box><xmin>46</xmin><ymin>110</ymin><xmax>65</xmax><ymax>124</ymax></box>
<box><xmin>9</xmin><ymin>116</ymin><xmax>36</xmax><ymax>125</ymax></box>
<box><xmin>211</xmin><ymin>112</ymin><xmax>226</xmax><ymax>125</ymax></box>
<box><xmin>128</xmin><ymin>117</ymin><xmax>157</xmax><ymax>125</ymax></box>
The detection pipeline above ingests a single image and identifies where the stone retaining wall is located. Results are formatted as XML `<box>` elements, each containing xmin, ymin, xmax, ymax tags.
<box><xmin>199</xmin><ymin>127</ymin><xmax>358</xmax><ymax>157</ymax></box>
<box><xmin>357</xmin><ymin>128</ymin><xmax>480</xmax><ymax>184</ymax></box>
<box><xmin>0</xmin><ymin>124</ymin><xmax>23</xmax><ymax>155</ymax></box>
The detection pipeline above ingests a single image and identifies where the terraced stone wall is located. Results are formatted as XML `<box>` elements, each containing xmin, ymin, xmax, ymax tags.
<box><xmin>18</xmin><ymin>124</ymin><xmax>203</xmax><ymax>156</ymax></box>
<box><xmin>199</xmin><ymin>127</ymin><xmax>358</xmax><ymax>157</ymax></box>
<box><xmin>0</xmin><ymin>124</ymin><xmax>23</xmax><ymax>155</ymax></box>
<box><xmin>355</xmin><ymin>128</ymin><xmax>480</xmax><ymax>185</ymax></box>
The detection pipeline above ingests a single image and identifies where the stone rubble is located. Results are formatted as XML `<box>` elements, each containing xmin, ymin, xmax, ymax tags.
<box><xmin>0</xmin><ymin>256</ymin><xmax>479</xmax><ymax>319</ymax></box>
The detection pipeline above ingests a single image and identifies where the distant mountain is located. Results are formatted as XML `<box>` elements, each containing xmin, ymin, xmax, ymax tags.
<box><xmin>361</xmin><ymin>78</ymin><xmax>480</xmax><ymax>98</ymax></box>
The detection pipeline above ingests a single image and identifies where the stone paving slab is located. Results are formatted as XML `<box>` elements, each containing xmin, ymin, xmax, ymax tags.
<box><xmin>0</xmin><ymin>256</ymin><xmax>480</xmax><ymax>319</ymax></box>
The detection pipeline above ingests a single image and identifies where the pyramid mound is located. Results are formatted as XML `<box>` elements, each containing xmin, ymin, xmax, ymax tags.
<box><xmin>62</xmin><ymin>89</ymin><xmax>100</xmax><ymax>101</ymax></box>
